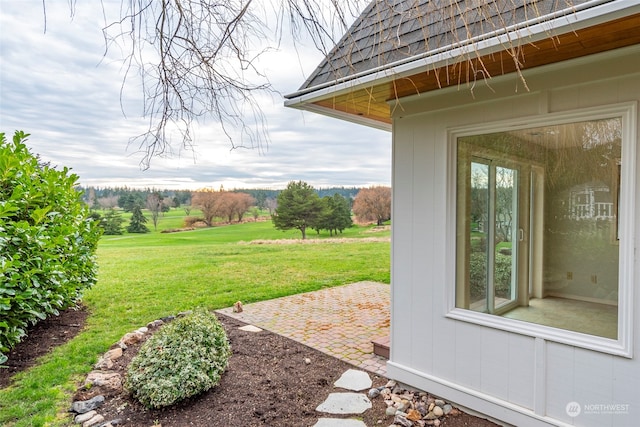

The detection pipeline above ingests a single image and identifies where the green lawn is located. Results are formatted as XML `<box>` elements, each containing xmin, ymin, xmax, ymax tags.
<box><xmin>0</xmin><ymin>212</ymin><xmax>390</xmax><ymax>426</ymax></box>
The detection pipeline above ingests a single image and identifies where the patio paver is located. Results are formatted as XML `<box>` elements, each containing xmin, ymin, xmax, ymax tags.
<box><xmin>216</xmin><ymin>281</ymin><xmax>389</xmax><ymax>376</ymax></box>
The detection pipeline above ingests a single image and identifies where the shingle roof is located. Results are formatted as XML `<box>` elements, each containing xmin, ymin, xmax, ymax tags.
<box><xmin>299</xmin><ymin>0</ymin><xmax>592</xmax><ymax>91</ymax></box>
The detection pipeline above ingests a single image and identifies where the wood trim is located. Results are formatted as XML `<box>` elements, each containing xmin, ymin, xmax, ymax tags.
<box><xmin>311</xmin><ymin>13</ymin><xmax>640</xmax><ymax>126</ymax></box>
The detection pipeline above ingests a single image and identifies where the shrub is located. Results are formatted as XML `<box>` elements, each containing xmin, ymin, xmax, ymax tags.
<box><xmin>469</xmin><ymin>251</ymin><xmax>512</xmax><ymax>300</ymax></box>
<box><xmin>125</xmin><ymin>309</ymin><xmax>231</xmax><ymax>408</ymax></box>
<box><xmin>183</xmin><ymin>216</ymin><xmax>206</xmax><ymax>227</ymax></box>
<box><xmin>0</xmin><ymin>131</ymin><xmax>102</xmax><ymax>364</ymax></box>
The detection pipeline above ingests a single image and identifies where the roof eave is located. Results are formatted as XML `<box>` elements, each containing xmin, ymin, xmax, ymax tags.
<box><xmin>285</xmin><ymin>0</ymin><xmax>640</xmax><ymax>113</ymax></box>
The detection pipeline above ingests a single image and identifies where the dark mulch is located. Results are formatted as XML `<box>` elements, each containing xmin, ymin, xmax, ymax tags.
<box><xmin>1</xmin><ymin>307</ymin><xmax>499</xmax><ymax>427</ymax></box>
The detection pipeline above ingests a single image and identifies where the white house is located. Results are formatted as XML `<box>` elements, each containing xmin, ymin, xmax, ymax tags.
<box><xmin>285</xmin><ymin>1</ymin><xmax>640</xmax><ymax>426</ymax></box>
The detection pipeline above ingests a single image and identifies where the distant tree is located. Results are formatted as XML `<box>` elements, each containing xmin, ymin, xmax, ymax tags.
<box><xmin>272</xmin><ymin>181</ymin><xmax>324</xmax><ymax>240</ymax></box>
<box><xmin>119</xmin><ymin>193</ymin><xmax>143</xmax><ymax>212</ymax></box>
<box><xmin>87</xmin><ymin>187</ymin><xmax>99</xmax><ymax>210</ymax></box>
<box><xmin>352</xmin><ymin>186</ymin><xmax>391</xmax><ymax>226</ymax></box>
<box><xmin>102</xmin><ymin>208</ymin><xmax>125</xmax><ymax>235</ymax></box>
<box><xmin>184</xmin><ymin>205</ymin><xmax>192</xmax><ymax>216</ymax></box>
<box><xmin>254</xmin><ymin>190</ymin><xmax>267</xmax><ymax>210</ymax></box>
<box><xmin>146</xmin><ymin>193</ymin><xmax>163</xmax><ymax>230</ymax></box>
<box><xmin>325</xmin><ymin>193</ymin><xmax>353</xmax><ymax>235</ymax></box>
<box><xmin>232</xmin><ymin>192</ymin><xmax>255</xmax><ymax>222</ymax></box>
<box><xmin>127</xmin><ymin>205</ymin><xmax>150</xmax><ymax>233</ymax></box>
<box><xmin>265</xmin><ymin>197</ymin><xmax>278</xmax><ymax>216</ymax></box>
<box><xmin>191</xmin><ymin>189</ymin><xmax>220</xmax><ymax>226</ymax></box>
<box><xmin>98</xmin><ymin>195</ymin><xmax>119</xmax><ymax>210</ymax></box>
<box><xmin>249</xmin><ymin>207</ymin><xmax>260</xmax><ymax>222</ymax></box>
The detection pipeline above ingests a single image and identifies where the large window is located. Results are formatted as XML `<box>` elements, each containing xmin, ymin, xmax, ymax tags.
<box><xmin>450</xmin><ymin>104</ymin><xmax>636</xmax><ymax>356</ymax></box>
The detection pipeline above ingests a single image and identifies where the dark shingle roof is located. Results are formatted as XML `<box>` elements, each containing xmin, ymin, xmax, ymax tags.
<box><xmin>300</xmin><ymin>0</ymin><xmax>593</xmax><ymax>91</ymax></box>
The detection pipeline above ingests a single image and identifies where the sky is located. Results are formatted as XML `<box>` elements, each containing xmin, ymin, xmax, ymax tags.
<box><xmin>0</xmin><ymin>1</ymin><xmax>391</xmax><ymax>191</ymax></box>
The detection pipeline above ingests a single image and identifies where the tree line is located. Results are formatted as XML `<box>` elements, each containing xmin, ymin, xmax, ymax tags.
<box><xmin>87</xmin><ymin>183</ymin><xmax>391</xmax><ymax>238</ymax></box>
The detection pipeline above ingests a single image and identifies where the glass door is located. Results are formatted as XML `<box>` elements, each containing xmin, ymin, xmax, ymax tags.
<box><xmin>468</xmin><ymin>158</ymin><xmax>519</xmax><ymax>314</ymax></box>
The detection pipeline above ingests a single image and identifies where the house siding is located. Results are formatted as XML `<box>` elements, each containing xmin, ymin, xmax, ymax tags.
<box><xmin>387</xmin><ymin>45</ymin><xmax>640</xmax><ymax>427</ymax></box>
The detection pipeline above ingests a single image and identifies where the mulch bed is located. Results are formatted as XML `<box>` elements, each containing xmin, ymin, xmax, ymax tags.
<box><xmin>1</xmin><ymin>307</ymin><xmax>499</xmax><ymax>427</ymax></box>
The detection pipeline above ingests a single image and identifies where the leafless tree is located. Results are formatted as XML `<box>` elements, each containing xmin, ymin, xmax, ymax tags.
<box><xmin>353</xmin><ymin>186</ymin><xmax>391</xmax><ymax>226</ymax></box>
<box><xmin>146</xmin><ymin>192</ymin><xmax>163</xmax><ymax>230</ymax></box>
<box><xmin>97</xmin><ymin>195</ymin><xmax>119</xmax><ymax>209</ymax></box>
<box><xmin>191</xmin><ymin>189</ymin><xmax>220</xmax><ymax>226</ymax></box>
<box><xmin>51</xmin><ymin>1</ymin><xmax>569</xmax><ymax>167</ymax></box>
<box><xmin>264</xmin><ymin>197</ymin><xmax>278</xmax><ymax>216</ymax></box>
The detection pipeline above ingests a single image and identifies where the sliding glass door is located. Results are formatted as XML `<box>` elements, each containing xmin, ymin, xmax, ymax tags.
<box><xmin>468</xmin><ymin>158</ymin><xmax>519</xmax><ymax>314</ymax></box>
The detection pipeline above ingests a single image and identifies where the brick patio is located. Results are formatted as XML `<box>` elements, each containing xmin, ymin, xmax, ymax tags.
<box><xmin>216</xmin><ymin>281</ymin><xmax>390</xmax><ymax>376</ymax></box>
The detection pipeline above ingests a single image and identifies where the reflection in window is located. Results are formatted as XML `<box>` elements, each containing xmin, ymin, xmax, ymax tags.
<box><xmin>456</xmin><ymin>118</ymin><xmax>621</xmax><ymax>339</ymax></box>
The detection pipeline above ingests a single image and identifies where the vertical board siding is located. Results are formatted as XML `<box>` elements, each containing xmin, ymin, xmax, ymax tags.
<box><xmin>410</xmin><ymin>114</ymin><xmax>438</xmax><ymax>373</ymax></box>
<box><xmin>480</xmin><ymin>328</ymin><xmax>510</xmax><ymax>400</ymax></box>
<box><xmin>389</xmin><ymin>46</ymin><xmax>640</xmax><ymax>427</ymax></box>
<box><xmin>454</xmin><ymin>322</ymin><xmax>483</xmax><ymax>389</ymax></box>
<box><xmin>507</xmin><ymin>334</ymin><xmax>536</xmax><ymax>409</ymax></box>
<box><xmin>390</xmin><ymin>118</ymin><xmax>414</xmax><ymax>366</ymax></box>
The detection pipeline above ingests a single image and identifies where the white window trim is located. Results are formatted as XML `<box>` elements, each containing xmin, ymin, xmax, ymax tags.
<box><xmin>445</xmin><ymin>102</ymin><xmax>637</xmax><ymax>358</ymax></box>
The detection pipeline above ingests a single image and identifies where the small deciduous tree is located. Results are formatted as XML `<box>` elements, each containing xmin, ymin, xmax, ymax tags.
<box><xmin>146</xmin><ymin>192</ymin><xmax>163</xmax><ymax>230</ymax></box>
<box><xmin>191</xmin><ymin>189</ymin><xmax>220</xmax><ymax>226</ymax></box>
<box><xmin>127</xmin><ymin>205</ymin><xmax>150</xmax><ymax>233</ymax></box>
<box><xmin>272</xmin><ymin>181</ymin><xmax>324</xmax><ymax>240</ymax></box>
<box><xmin>352</xmin><ymin>186</ymin><xmax>391</xmax><ymax>226</ymax></box>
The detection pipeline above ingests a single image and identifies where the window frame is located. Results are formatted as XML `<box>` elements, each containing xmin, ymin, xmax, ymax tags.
<box><xmin>445</xmin><ymin>102</ymin><xmax>637</xmax><ymax>358</ymax></box>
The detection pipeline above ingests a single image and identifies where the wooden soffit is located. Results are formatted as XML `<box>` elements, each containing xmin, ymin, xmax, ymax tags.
<box><xmin>312</xmin><ymin>13</ymin><xmax>640</xmax><ymax>125</ymax></box>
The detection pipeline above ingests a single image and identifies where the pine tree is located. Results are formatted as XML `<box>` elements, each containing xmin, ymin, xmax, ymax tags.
<box><xmin>272</xmin><ymin>181</ymin><xmax>324</xmax><ymax>240</ymax></box>
<box><xmin>127</xmin><ymin>205</ymin><xmax>150</xmax><ymax>233</ymax></box>
<box><xmin>102</xmin><ymin>208</ymin><xmax>125</xmax><ymax>235</ymax></box>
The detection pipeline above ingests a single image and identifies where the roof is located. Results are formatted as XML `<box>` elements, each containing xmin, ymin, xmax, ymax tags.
<box><xmin>300</xmin><ymin>0</ymin><xmax>590</xmax><ymax>91</ymax></box>
<box><xmin>285</xmin><ymin>0</ymin><xmax>640</xmax><ymax>129</ymax></box>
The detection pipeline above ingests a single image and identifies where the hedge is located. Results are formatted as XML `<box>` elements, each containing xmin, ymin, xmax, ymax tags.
<box><xmin>0</xmin><ymin>131</ymin><xmax>102</xmax><ymax>364</ymax></box>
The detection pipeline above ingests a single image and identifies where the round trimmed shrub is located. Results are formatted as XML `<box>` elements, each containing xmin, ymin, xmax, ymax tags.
<box><xmin>125</xmin><ymin>309</ymin><xmax>231</xmax><ymax>408</ymax></box>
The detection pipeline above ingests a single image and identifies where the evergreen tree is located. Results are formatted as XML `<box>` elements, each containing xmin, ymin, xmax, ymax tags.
<box><xmin>326</xmin><ymin>193</ymin><xmax>353</xmax><ymax>235</ymax></box>
<box><xmin>102</xmin><ymin>208</ymin><xmax>125</xmax><ymax>235</ymax></box>
<box><xmin>127</xmin><ymin>205</ymin><xmax>150</xmax><ymax>233</ymax></box>
<box><xmin>272</xmin><ymin>181</ymin><xmax>324</xmax><ymax>240</ymax></box>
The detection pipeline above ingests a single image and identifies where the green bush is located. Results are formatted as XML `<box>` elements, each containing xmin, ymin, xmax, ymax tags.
<box><xmin>469</xmin><ymin>251</ymin><xmax>512</xmax><ymax>300</ymax></box>
<box><xmin>0</xmin><ymin>131</ymin><xmax>102</xmax><ymax>364</ymax></box>
<box><xmin>125</xmin><ymin>309</ymin><xmax>231</xmax><ymax>409</ymax></box>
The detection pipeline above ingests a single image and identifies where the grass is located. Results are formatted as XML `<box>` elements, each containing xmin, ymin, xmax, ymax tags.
<box><xmin>0</xmin><ymin>210</ymin><xmax>390</xmax><ymax>426</ymax></box>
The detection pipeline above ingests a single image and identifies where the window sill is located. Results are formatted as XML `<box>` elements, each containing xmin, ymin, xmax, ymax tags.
<box><xmin>446</xmin><ymin>307</ymin><xmax>631</xmax><ymax>358</ymax></box>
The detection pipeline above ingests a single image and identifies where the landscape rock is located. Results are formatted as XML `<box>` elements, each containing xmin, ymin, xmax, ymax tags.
<box><xmin>71</xmin><ymin>395</ymin><xmax>105</xmax><ymax>414</ymax></box>
<box><xmin>368</xmin><ymin>388</ymin><xmax>381</xmax><ymax>398</ymax></box>
<box><xmin>84</xmin><ymin>371</ymin><xmax>122</xmax><ymax>394</ymax></box>
<box><xmin>120</xmin><ymin>332</ymin><xmax>144</xmax><ymax>346</ymax></box>
<box><xmin>147</xmin><ymin>319</ymin><xmax>164</xmax><ymax>328</ymax></box>
<box><xmin>82</xmin><ymin>413</ymin><xmax>104</xmax><ymax>427</ymax></box>
<box><xmin>433</xmin><ymin>406</ymin><xmax>444</xmax><ymax>417</ymax></box>
<box><xmin>74</xmin><ymin>410</ymin><xmax>97</xmax><ymax>424</ymax></box>
<box><xmin>393</xmin><ymin>413</ymin><xmax>413</xmax><ymax>427</ymax></box>
<box><xmin>406</xmin><ymin>409</ymin><xmax>422</xmax><ymax>421</ymax></box>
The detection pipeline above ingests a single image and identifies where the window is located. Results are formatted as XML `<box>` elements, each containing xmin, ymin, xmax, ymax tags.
<box><xmin>449</xmin><ymin>104</ymin><xmax>636</xmax><ymax>356</ymax></box>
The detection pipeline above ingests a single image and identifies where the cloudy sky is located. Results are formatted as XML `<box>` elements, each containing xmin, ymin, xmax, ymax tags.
<box><xmin>0</xmin><ymin>1</ymin><xmax>390</xmax><ymax>190</ymax></box>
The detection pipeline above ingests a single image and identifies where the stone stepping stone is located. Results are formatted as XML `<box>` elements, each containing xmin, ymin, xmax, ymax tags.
<box><xmin>316</xmin><ymin>393</ymin><xmax>372</xmax><ymax>414</ymax></box>
<box><xmin>334</xmin><ymin>369</ymin><xmax>372</xmax><ymax>391</ymax></box>
<box><xmin>238</xmin><ymin>324</ymin><xmax>262</xmax><ymax>332</ymax></box>
<box><xmin>313</xmin><ymin>418</ymin><xmax>368</xmax><ymax>427</ymax></box>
